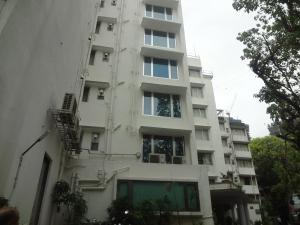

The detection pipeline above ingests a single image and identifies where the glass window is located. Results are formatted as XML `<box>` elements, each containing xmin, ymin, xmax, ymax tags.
<box><xmin>154</xmin><ymin>93</ymin><xmax>171</xmax><ymax>117</ymax></box>
<box><xmin>170</xmin><ymin>60</ymin><xmax>178</xmax><ymax>79</ymax></box>
<box><xmin>169</xmin><ymin>33</ymin><xmax>175</xmax><ymax>48</ymax></box>
<box><xmin>145</xmin><ymin>4</ymin><xmax>152</xmax><ymax>17</ymax></box>
<box><xmin>234</xmin><ymin>143</ymin><xmax>249</xmax><ymax>151</ymax></box>
<box><xmin>89</xmin><ymin>50</ymin><xmax>96</xmax><ymax>65</ymax></box>
<box><xmin>191</xmin><ymin>87</ymin><xmax>204</xmax><ymax>98</ymax></box>
<box><xmin>222</xmin><ymin>138</ymin><xmax>228</xmax><ymax>147</ymax></box>
<box><xmin>144</xmin><ymin>29</ymin><xmax>151</xmax><ymax>45</ymax></box>
<box><xmin>166</xmin><ymin>8</ymin><xmax>172</xmax><ymax>20</ymax></box>
<box><xmin>195</xmin><ymin>128</ymin><xmax>209</xmax><ymax>140</ymax></box>
<box><xmin>232</xmin><ymin>128</ymin><xmax>245</xmax><ymax>136</ymax></box>
<box><xmin>153</xmin><ymin>58</ymin><xmax>169</xmax><ymax>78</ymax></box>
<box><xmin>142</xmin><ymin>135</ymin><xmax>151</xmax><ymax>162</ymax></box>
<box><xmin>224</xmin><ymin>155</ymin><xmax>231</xmax><ymax>164</ymax></box>
<box><xmin>143</xmin><ymin>92</ymin><xmax>152</xmax><ymax>115</ymax></box>
<box><xmin>82</xmin><ymin>86</ymin><xmax>90</xmax><ymax>102</ymax></box>
<box><xmin>117</xmin><ymin>180</ymin><xmax>200</xmax><ymax>212</ymax></box>
<box><xmin>237</xmin><ymin>159</ymin><xmax>253</xmax><ymax>168</ymax></box>
<box><xmin>172</xmin><ymin>95</ymin><xmax>181</xmax><ymax>118</ymax></box>
<box><xmin>197</xmin><ymin>152</ymin><xmax>213</xmax><ymax>165</ymax></box>
<box><xmin>193</xmin><ymin>108</ymin><xmax>206</xmax><ymax>118</ymax></box>
<box><xmin>91</xmin><ymin>132</ymin><xmax>100</xmax><ymax>151</ymax></box>
<box><xmin>154</xmin><ymin>136</ymin><xmax>172</xmax><ymax>163</ymax></box>
<box><xmin>153</xmin><ymin>30</ymin><xmax>168</xmax><ymax>47</ymax></box>
<box><xmin>153</xmin><ymin>6</ymin><xmax>165</xmax><ymax>20</ymax></box>
<box><xmin>144</xmin><ymin>57</ymin><xmax>152</xmax><ymax>76</ymax></box>
<box><xmin>175</xmin><ymin>137</ymin><xmax>184</xmax><ymax>156</ymax></box>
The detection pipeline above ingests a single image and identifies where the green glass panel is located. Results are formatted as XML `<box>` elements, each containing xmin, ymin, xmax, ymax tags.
<box><xmin>186</xmin><ymin>184</ymin><xmax>199</xmax><ymax>210</ymax></box>
<box><xmin>117</xmin><ymin>182</ymin><xmax>128</xmax><ymax>199</ymax></box>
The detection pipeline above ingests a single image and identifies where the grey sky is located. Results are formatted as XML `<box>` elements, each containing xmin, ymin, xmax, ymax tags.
<box><xmin>181</xmin><ymin>0</ymin><xmax>272</xmax><ymax>138</ymax></box>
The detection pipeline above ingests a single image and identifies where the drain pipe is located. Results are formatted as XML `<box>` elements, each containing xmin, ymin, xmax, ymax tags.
<box><xmin>9</xmin><ymin>130</ymin><xmax>50</xmax><ymax>200</ymax></box>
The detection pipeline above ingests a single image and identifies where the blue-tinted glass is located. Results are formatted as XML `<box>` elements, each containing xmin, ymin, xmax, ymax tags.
<box><xmin>146</xmin><ymin>5</ymin><xmax>152</xmax><ymax>17</ymax></box>
<box><xmin>166</xmin><ymin>8</ymin><xmax>172</xmax><ymax>20</ymax></box>
<box><xmin>145</xmin><ymin>29</ymin><xmax>151</xmax><ymax>45</ymax></box>
<box><xmin>144</xmin><ymin>92</ymin><xmax>152</xmax><ymax>115</ymax></box>
<box><xmin>169</xmin><ymin>33</ymin><xmax>175</xmax><ymax>48</ymax></box>
<box><xmin>173</xmin><ymin>95</ymin><xmax>181</xmax><ymax>118</ymax></box>
<box><xmin>144</xmin><ymin>57</ymin><xmax>151</xmax><ymax>76</ymax></box>
<box><xmin>143</xmin><ymin>135</ymin><xmax>152</xmax><ymax>162</ymax></box>
<box><xmin>170</xmin><ymin>60</ymin><xmax>178</xmax><ymax>79</ymax></box>
<box><xmin>153</xmin><ymin>6</ymin><xmax>165</xmax><ymax>20</ymax></box>
<box><xmin>153</xmin><ymin>58</ymin><xmax>169</xmax><ymax>78</ymax></box>
<box><xmin>154</xmin><ymin>93</ymin><xmax>171</xmax><ymax>117</ymax></box>
<box><xmin>153</xmin><ymin>31</ymin><xmax>168</xmax><ymax>47</ymax></box>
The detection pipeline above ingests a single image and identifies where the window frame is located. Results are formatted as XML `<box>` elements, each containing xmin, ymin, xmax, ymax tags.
<box><xmin>144</xmin><ymin>29</ymin><xmax>176</xmax><ymax>48</ymax></box>
<box><xmin>145</xmin><ymin>4</ymin><xmax>173</xmax><ymax>21</ymax></box>
<box><xmin>143</xmin><ymin>57</ymin><xmax>178</xmax><ymax>80</ymax></box>
<box><xmin>143</xmin><ymin>92</ymin><xmax>181</xmax><ymax>118</ymax></box>
<box><xmin>193</xmin><ymin>107</ymin><xmax>207</xmax><ymax>118</ymax></box>
<box><xmin>90</xmin><ymin>132</ymin><xmax>100</xmax><ymax>151</ymax></box>
<box><xmin>197</xmin><ymin>151</ymin><xmax>213</xmax><ymax>165</ymax></box>
<box><xmin>195</xmin><ymin>128</ymin><xmax>210</xmax><ymax>141</ymax></box>
<box><xmin>191</xmin><ymin>86</ymin><xmax>204</xmax><ymax>98</ymax></box>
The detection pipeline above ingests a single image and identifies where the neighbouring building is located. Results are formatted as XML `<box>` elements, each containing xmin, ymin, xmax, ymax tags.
<box><xmin>0</xmin><ymin>0</ymin><xmax>261</xmax><ymax>225</ymax></box>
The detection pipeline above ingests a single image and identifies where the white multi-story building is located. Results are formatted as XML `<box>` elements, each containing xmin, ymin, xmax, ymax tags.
<box><xmin>0</xmin><ymin>0</ymin><xmax>261</xmax><ymax>225</ymax></box>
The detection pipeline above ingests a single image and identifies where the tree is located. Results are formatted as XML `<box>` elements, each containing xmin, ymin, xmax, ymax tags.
<box><xmin>232</xmin><ymin>0</ymin><xmax>300</xmax><ymax>149</ymax></box>
<box><xmin>250</xmin><ymin>136</ymin><xmax>300</xmax><ymax>225</ymax></box>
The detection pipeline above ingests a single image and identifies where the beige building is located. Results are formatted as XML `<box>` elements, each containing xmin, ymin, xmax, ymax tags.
<box><xmin>0</xmin><ymin>0</ymin><xmax>261</xmax><ymax>225</ymax></box>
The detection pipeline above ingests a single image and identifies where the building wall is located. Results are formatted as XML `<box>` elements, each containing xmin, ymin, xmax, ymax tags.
<box><xmin>0</xmin><ymin>0</ymin><xmax>98</xmax><ymax>224</ymax></box>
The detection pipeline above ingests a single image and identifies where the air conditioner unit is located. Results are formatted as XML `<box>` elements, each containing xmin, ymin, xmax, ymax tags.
<box><xmin>103</xmin><ymin>52</ymin><xmax>110</xmax><ymax>61</ymax></box>
<box><xmin>172</xmin><ymin>156</ymin><xmax>185</xmax><ymax>164</ymax></box>
<box><xmin>62</xmin><ymin>93</ymin><xmax>78</xmax><ymax>116</ymax></box>
<box><xmin>111</xmin><ymin>0</ymin><xmax>117</xmax><ymax>6</ymax></box>
<box><xmin>149</xmin><ymin>154</ymin><xmax>165</xmax><ymax>163</ymax></box>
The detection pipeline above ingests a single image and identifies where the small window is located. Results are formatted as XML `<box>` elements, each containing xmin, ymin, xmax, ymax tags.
<box><xmin>89</xmin><ymin>50</ymin><xmax>96</xmax><ymax>65</ymax></box>
<box><xmin>197</xmin><ymin>152</ymin><xmax>213</xmax><ymax>165</ymax></box>
<box><xmin>145</xmin><ymin>4</ymin><xmax>152</xmax><ymax>17</ymax></box>
<box><xmin>191</xmin><ymin>87</ymin><xmax>204</xmax><ymax>98</ymax></box>
<box><xmin>193</xmin><ymin>108</ymin><xmax>206</xmax><ymax>118</ymax></box>
<box><xmin>95</xmin><ymin>21</ymin><xmax>101</xmax><ymax>34</ymax></box>
<box><xmin>100</xmin><ymin>0</ymin><xmax>105</xmax><ymax>8</ymax></box>
<box><xmin>111</xmin><ymin>0</ymin><xmax>116</xmax><ymax>6</ymax></box>
<box><xmin>91</xmin><ymin>132</ymin><xmax>100</xmax><ymax>151</ymax></box>
<box><xmin>103</xmin><ymin>52</ymin><xmax>110</xmax><ymax>61</ymax></box>
<box><xmin>224</xmin><ymin>155</ymin><xmax>231</xmax><ymax>164</ymax></box>
<box><xmin>195</xmin><ymin>128</ymin><xmax>209</xmax><ymax>140</ymax></box>
<box><xmin>82</xmin><ymin>86</ymin><xmax>90</xmax><ymax>102</ymax></box>
<box><xmin>221</xmin><ymin>137</ymin><xmax>228</xmax><ymax>147</ymax></box>
<box><xmin>107</xmin><ymin>23</ymin><xmax>114</xmax><ymax>31</ymax></box>
<box><xmin>97</xmin><ymin>88</ymin><xmax>105</xmax><ymax>100</ymax></box>
<box><xmin>189</xmin><ymin>69</ymin><xmax>201</xmax><ymax>77</ymax></box>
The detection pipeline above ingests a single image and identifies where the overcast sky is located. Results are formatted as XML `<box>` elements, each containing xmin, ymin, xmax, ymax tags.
<box><xmin>181</xmin><ymin>0</ymin><xmax>272</xmax><ymax>138</ymax></box>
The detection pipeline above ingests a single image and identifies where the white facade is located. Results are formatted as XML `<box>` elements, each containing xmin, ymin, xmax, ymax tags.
<box><xmin>0</xmin><ymin>0</ymin><xmax>261</xmax><ymax>225</ymax></box>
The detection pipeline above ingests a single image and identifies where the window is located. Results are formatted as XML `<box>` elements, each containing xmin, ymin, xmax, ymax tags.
<box><xmin>237</xmin><ymin>159</ymin><xmax>253</xmax><ymax>168</ymax></box>
<box><xmin>90</xmin><ymin>132</ymin><xmax>100</xmax><ymax>151</ymax></box>
<box><xmin>89</xmin><ymin>49</ymin><xmax>96</xmax><ymax>65</ymax></box>
<box><xmin>234</xmin><ymin>143</ymin><xmax>249</xmax><ymax>151</ymax></box>
<box><xmin>95</xmin><ymin>21</ymin><xmax>101</xmax><ymax>34</ymax></box>
<box><xmin>197</xmin><ymin>152</ymin><xmax>213</xmax><ymax>165</ymax></box>
<box><xmin>195</xmin><ymin>128</ymin><xmax>209</xmax><ymax>140</ymax></box>
<box><xmin>117</xmin><ymin>180</ymin><xmax>200</xmax><ymax>211</ymax></box>
<box><xmin>224</xmin><ymin>155</ymin><xmax>231</xmax><ymax>164</ymax></box>
<box><xmin>107</xmin><ymin>23</ymin><xmax>114</xmax><ymax>31</ymax></box>
<box><xmin>111</xmin><ymin>0</ymin><xmax>116</xmax><ymax>6</ymax></box>
<box><xmin>143</xmin><ymin>92</ymin><xmax>181</xmax><ymax>118</ymax></box>
<box><xmin>145</xmin><ymin>4</ymin><xmax>173</xmax><ymax>21</ymax></box>
<box><xmin>191</xmin><ymin>87</ymin><xmax>203</xmax><ymax>98</ymax></box>
<box><xmin>144</xmin><ymin>57</ymin><xmax>178</xmax><ymax>79</ymax></box>
<box><xmin>97</xmin><ymin>88</ymin><xmax>105</xmax><ymax>100</ymax></box>
<box><xmin>144</xmin><ymin>29</ymin><xmax>176</xmax><ymax>48</ymax></box>
<box><xmin>240</xmin><ymin>176</ymin><xmax>255</xmax><ymax>185</ymax></box>
<box><xmin>193</xmin><ymin>107</ymin><xmax>206</xmax><ymax>118</ymax></box>
<box><xmin>231</xmin><ymin>128</ymin><xmax>245</xmax><ymax>136</ymax></box>
<box><xmin>221</xmin><ymin>137</ymin><xmax>228</xmax><ymax>147</ymax></box>
<box><xmin>189</xmin><ymin>69</ymin><xmax>201</xmax><ymax>78</ymax></box>
<box><xmin>82</xmin><ymin>86</ymin><xmax>90</xmax><ymax>102</ymax></box>
<box><xmin>103</xmin><ymin>52</ymin><xmax>110</xmax><ymax>61</ymax></box>
<box><xmin>142</xmin><ymin>135</ymin><xmax>184</xmax><ymax>163</ymax></box>
<box><xmin>219</xmin><ymin>123</ymin><xmax>225</xmax><ymax>131</ymax></box>
<box><xmin>100</xmin><ymin>0</ymin><xmax>105</xmax><ymax>8</ymax></box>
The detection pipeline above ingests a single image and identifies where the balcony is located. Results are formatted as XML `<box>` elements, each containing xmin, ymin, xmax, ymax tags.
<box><xmin>141</xmin><ymin>16</ymin><xmax>181</xmax><ymax>33</ymax></box>
<box><xmin>142</xmin><ymin>0</ymin><xmax>179</xmax><ymax>8</ymax></box>
<box><xmin>232</xmin><ymin>134</ymin><xmax>249</xmax><ymax>143</ymax></box>
<box><xmin>194</xmin><ymin>117</ymin><xmax>210</xmax><ymax>127</ymax></box>
<box><xmin>238</xmin><ymin>167</ymin><xmax>256</xmax><ymax>176</ymax></box>
<box><xmin>235</xmin><ymin>150</ymin><xmax>252</xmax><ymax>159</ymax></box>
<box><xmin>140</xmin><ymin>76</ymin><xmax>187</xmax><ymax>94</ymax></box>
<box><xmin>141</xmin><ymin>45</ymin><xmax>184</xmax><ymax>60</ymax></box>
<box><xmin>139</xmin><ymin>116</ymin><xmax>192</xmax><ymax>135</ymax></box>
<box><xmin>242</xmin><ymin>185</ymin><xmax>260</xmax><ymax>194</ymax></box>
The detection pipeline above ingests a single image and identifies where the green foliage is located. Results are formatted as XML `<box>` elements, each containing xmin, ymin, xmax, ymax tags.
<box><xmin>52</xmin><ymin>180</ymin><xmax>87</xmax><ymax>225</ymax></box>
<box><xmin>232</xmin><ymin>0</ymin><xmax>300</xmax><ymax>149</ymax></box>
<box><xmin>102</xmin><ymin>197</ymin><xmax>173</xmax><ymax>225</ymax></box>
<box><xmin>250</xmin><ymin>136</ymin><xmax>300</xmax><ymax>224</ymax></box>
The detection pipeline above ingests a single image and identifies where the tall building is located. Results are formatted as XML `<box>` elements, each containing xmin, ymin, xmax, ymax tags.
<box><xmin>0</xmin><ymin>0</ymin><xmax>261</xmax><ymax>225</ymax></box>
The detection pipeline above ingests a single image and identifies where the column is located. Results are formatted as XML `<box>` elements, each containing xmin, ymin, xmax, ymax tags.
<box><xmin>237</xmin><ymin>203</ymin><xmax>247</xmax><ymax>225</ymax></box>
<box><xmin>243</xmin><ymin>202</ymin><xmax>251</xmax><ymax>225</ymax></box>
